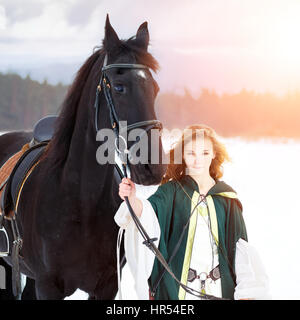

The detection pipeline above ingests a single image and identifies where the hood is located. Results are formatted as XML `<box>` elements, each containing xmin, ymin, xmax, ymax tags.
<box><xmin>179</xmin><ymin>175</ymin><xmax>239</xmax><ymax>199</ymax></box>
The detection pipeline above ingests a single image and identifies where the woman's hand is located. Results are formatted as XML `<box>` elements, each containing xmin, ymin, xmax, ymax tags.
<box><xmin>119</xmin><ymin>178</ymin><xmax>143</xmax><ymax>217</ymax></box>
<box><xmin>119</xmin><ymin>177</ymin><xmax>136</xmax><ymax>201</ymax></box>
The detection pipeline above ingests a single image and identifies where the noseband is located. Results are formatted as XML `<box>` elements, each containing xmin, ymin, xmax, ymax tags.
<box><xmin>94</xmin><ymin>54</ymin><xmax>162</xmax><ymax>173</ymax></box>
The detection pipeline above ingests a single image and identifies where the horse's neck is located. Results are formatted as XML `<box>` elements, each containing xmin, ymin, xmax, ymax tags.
<box><xmin>60</xmin><ymin>115</ymin><xmax>118</xmax><ymax>204</ymax></box>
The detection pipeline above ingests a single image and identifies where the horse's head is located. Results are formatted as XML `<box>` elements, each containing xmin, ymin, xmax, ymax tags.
<box><xmin>95</xmin><ymin>16</ymin><xmax>167</xmax><ymax>185</ymax></box>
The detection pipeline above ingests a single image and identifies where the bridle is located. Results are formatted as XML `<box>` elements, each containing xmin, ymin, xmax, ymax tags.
<box><xmin>94</xmin><ymin>54</ymin><xmax>225</xmax><ymax>300</ymax></box>
<box><xmin>94</xmin><ymin>54</ymin><xmax>162</xmax><ymax>175</ymax></box>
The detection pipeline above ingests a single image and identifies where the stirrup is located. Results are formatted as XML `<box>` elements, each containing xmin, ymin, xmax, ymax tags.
<box><xmin>0</xmin><ymin>226</ymin><xmax>10</xmax><ymax>257</ymax></box>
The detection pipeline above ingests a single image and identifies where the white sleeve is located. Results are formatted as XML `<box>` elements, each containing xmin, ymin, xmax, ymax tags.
<box><xmin>113</xmin><ymin>183</ymin><xmax>159</xmax><ymax>230</ymax></box>
<box><xmin>114</xmin><ymin>198</ymin><xmax>161</xmax><ymax>300</ymax></box>
<box><xmin>234</xmin><ymin>238</ymin><xmax>271</xmax><ymax>300</ymax></box>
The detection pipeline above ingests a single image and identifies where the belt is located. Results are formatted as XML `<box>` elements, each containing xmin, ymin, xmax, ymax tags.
<box><xmin>187</xmin><ymin>265</ymin><xmax>220</xmax><ymax>283</ymax></box>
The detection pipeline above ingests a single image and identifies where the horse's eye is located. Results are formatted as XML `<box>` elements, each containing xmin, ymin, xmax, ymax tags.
<box><xmin>114</xmin><ymin>84</ymin><xmax>125</xmax><ymax>93</ymax></box>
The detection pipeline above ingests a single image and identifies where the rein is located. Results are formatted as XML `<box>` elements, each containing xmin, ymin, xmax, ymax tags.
<box><xmin>121</xmin><ymin>166</ymin><xmax>225</xmax><ymax>300</ymax></box>
<box><xmin>95</xmin><ymin>55</ymin><xmax>226</xmax><ymax>300</ymax></box>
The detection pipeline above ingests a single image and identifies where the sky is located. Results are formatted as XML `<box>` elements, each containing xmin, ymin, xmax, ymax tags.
<box><xmin>1</xmin><ymin>0</ymin><xmax>300</xmax><ymax>95</ymax></box>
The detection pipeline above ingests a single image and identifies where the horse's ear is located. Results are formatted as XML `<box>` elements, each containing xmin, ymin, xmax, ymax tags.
<box><xmin>135</xmin><ymin>21</ymin><xmax>149</xmax><ymax>51</ymax></box>
<box><xmin>104</xmin><ymin>14</ymin><xmax>120</xmax><ymax>53</ymax></box>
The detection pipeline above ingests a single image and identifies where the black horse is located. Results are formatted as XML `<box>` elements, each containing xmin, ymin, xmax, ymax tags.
<box><xmin>0</xmin><ymin>16</ymin><xmax>166</xmax><ymax>299</ymax></box>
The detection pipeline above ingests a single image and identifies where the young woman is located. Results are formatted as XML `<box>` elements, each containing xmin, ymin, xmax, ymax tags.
<box><xmin>115</xmin><ymin>124</ymin><xmax>269</xmax><ymax>300</ymax></box>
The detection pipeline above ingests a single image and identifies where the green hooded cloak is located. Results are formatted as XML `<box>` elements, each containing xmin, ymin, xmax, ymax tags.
<box><xmin>147</xmin><ymin>175</ymin><xmax>248</xmax><ymax>300</ymax></box>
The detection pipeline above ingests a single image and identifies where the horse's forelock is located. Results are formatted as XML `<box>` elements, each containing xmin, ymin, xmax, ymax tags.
<box><xmin>121</xmin><ymin>38</ymin><xmax>159</xmax><ymax>73</ymax></box>
<box><xmin>103</xmin><ymin>36</ymin><xmax>159</xmax><ymax>73</ymax></box>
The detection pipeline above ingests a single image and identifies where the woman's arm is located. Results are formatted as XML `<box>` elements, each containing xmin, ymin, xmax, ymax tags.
<box><xmin>114</xmin><ymin>196</ymin><xmax>161</xmax><ymax>300</ymax></box>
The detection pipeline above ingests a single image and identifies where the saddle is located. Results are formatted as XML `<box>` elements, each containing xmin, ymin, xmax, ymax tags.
<box><xmin>0</xmin><ymin>115</ymin><xmax>57</xmax><ymax>223</ymax></box>
<box><xmin>0</xmin><ymin>116</ymin><xmax>57</xmax><ymax>296</ymax></box>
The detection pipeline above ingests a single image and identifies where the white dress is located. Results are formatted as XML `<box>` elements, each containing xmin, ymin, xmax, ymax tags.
<box><xmin>184</xmin><ymin>200</ymin><xmax>222</xmax><ymax>299</ymax></box>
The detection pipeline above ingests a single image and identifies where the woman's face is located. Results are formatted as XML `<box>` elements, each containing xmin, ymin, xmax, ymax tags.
<box><xmin>183</xmin><ymin>137</ymin><xmax>215</xmax><ymax>176</ymax></box>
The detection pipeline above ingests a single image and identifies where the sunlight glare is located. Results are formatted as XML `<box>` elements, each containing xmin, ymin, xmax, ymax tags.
<box><xmin>262</xmin><ymin>9</ymin><xmax>300</xmax><ymax>66</ymax></box>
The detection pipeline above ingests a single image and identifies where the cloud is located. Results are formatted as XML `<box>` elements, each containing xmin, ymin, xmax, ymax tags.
<box><xmin>2</xmin><ymin>0</ymin><xmax>45</xmax><ymax>25</ymax></box>
<box><xmin>1</xmin><ymin>0</ymin><xmax>300</xmax><ymax>94</ymax></box>
<box><xmin>0</xmin><ymin>5</ymin><xmax>7</xmax><ymax>30</ymax></box>
<box><xmin>64</xmin><ymin>0</ymin><xmax>102</xmax><ymax>27</ymax></box>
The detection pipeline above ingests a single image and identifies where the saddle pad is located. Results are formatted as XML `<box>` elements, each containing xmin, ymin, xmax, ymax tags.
<box><xmin>0</xmin><ymin>144</ymin><xmax>30</xmax><ymax>214</ymax></box>
<box><xmin>11</xmin><ymin>145</ymin><xmax>46</xmax><ymax>210</ymax></box>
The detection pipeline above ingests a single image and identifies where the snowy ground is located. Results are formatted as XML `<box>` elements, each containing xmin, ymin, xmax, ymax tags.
<box><xmin>1</xmin><ymin>132</ymin><xmax>300</xmax><ymax>300</ymax></box>
<box><xmin>221</xmin><ymin>137</ymin><xmax>300</xmax><ymax>300</ymax></box>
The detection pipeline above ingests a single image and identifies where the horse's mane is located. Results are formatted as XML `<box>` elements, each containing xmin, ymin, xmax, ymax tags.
<box><xmin>44</xmin><ymin>38</ymin><xmax>159</xmax><ymax>168</ymax></box>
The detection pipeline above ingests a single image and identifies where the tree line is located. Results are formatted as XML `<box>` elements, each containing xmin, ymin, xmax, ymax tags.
<box><xmin>0</xmin><ymin>72</ymin><xmax>66</xmax><ymax>131</ymax></box>
<box><xmin>156</xmin><ymin>88</ymin><xmax>300</xmax><ymax>139</ymax></box>
<box><xmin>1</xmin><ymin>72</ymin><xmax>299</xmax><ymax>139</ymax></box>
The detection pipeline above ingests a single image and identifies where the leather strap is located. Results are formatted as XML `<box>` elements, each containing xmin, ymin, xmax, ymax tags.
<box><xmin>102</xmin><ymin>63</ymin><xmax>148</xmax><ymax>71</ymax></box>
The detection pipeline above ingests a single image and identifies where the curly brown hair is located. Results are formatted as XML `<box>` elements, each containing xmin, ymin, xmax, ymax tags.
<box><xmin>161</xmin><ymin>124</ymin><xmax>231</xmax><ymax>185</ymax></box>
